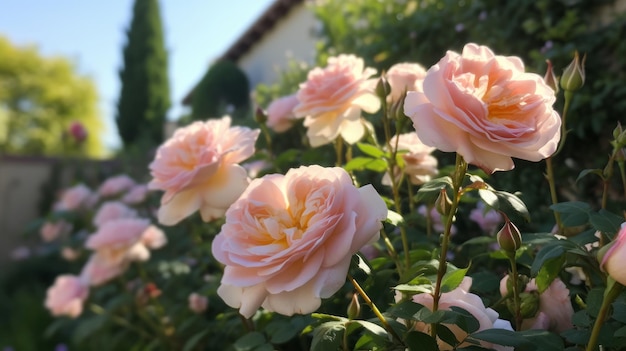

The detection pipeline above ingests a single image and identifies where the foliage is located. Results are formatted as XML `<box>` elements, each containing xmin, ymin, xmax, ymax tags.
<box><xmin>116</xmin><ymin>0</ymin><xmax>170</xmax><ymax>149</ymax></box>
<box><xmin>189</xmin><ymin>60</ymin><xmax>251</xmax><ymax>122</ymax></box>
<box><xmin>0</xmin><ymin>36</ymin><xmax>105</xmax><ymax>157</ymax></box>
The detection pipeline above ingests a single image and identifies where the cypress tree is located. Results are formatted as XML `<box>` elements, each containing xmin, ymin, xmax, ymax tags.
<box><xmin>116</xmin><ymin>0</ymin><xmax>170</xmax><ymax>149</ymax></box>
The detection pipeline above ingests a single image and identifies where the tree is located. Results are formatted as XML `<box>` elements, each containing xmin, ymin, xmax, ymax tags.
<box><xmin>0</xmin><ymin>36</ymin><xmax>105</xmax><ymax>157</ymax></box>
<box><xmin>116</xmin><ymin>0</ymin><xmax>170</xmax><ymax>149</ymax></box>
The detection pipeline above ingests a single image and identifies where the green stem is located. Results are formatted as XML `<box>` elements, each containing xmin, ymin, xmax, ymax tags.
<box><xmin>556</xmin><ymin>90</ymin><xmax>573</xmax><ymax>156</ymax></box>
<box><xmin>586</xmin><ymin>281</ymin><xmax>624</xmax><ymax>351</ymax></box>
<box><xmin>618</xmin><ymin>159</ymin><xmax>626</xmax><ymax>200</ymax></box>
<box><xmin>545</xmin><ymin>157</ymin><xmax>563</xmax><ymax>233</ymax></box>
<box><xmin>335</xmin><ymin>137</ymin><xmax>344</xmax><ymax>167</ymax></box>
<box><xmin>90</xmin><ymin>304</ymin><xmax>153</xmax><ymax>340</ymax></box>
<box><xmin>432</xmin><ymin>155</ymin><xmax>467</xmax><ymax>314</ymax></box>
<box><xmin>379</xmin><ymin>229</ymin><xmax>401</xmax><ymax>270</ymax></box>
<box><xmin>349</xmin><ymin>274</ymin><xmax>405</xmax><ymax>346</ymax></box>
<box><xmin>507</xmin><ymin>253</ymin><xmax>523</xmax><ymax>330</ymax></box>
<box><xmin>259</xmin><ymin>123</ymin><xmax>274</xmax><ymax>156</ymax></box>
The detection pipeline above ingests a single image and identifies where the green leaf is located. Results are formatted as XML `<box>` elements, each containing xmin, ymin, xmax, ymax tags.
<box><xmin>589</xmin><ymin>210</ymin><xmax>624</xmax><ymax>237</ymax></box>
<box><xmin>440</xmin><ymin>266</ymin><xmax>469</xmax><ymax>293</ymax></box>
<box><xmin>535</xmin><ymin>254</ymin><xmax>566</xmax><ymax>293</ymax></box>
<box><xmin>614</xmin><ymin>325</ymin><xmax>626</xmax><ymax>338</ymax></box>
<box><xmin>344</xmin><ymin>156</ymin><xmax>381</xmax><ymax>171</ymax></box>
<box><xmin>469</xmin><ymin>329</ymin><xmax>528</xmax><ymax>347</ymax></box>
<box><xmin>436</xmin><ymin>324</ymin><xmax>459</xmax><ymax>348</ymax></box>
<box><xmin>386</xmin><ymin>209</ymin><xmax>404</xmax><ymax>226</ymax></box>
<box><xmin>393</xmin><ymin>284</ymin><xmax>432</xmax><ymax>294</ymax></box>
<box><xmin>310</xmin><ymin>321</ymin><xmax>345</xmax><ymax>351</ymax></box>
<box><xmin>576</xmin><ymin>168</ymin><xmax>604</xmax><ymax>183</ymax></box>
<box><xmin>233</xmin><ymin>331</ymin><xmax>266</xmax><ymax>351</ymax></box>
<box><xmin>183</xmin><ymin>329</ymin><xmax>210</xmax><ymax>351</ymax></box>
<box><xmin>266</xmin><ymin>319</ymin><xmax>301</xmax><ymax>344</ymax></box>
<box><xmin>531</xmin><ymin>242</ymin><xmax>570</xmax><ymax>275</ymax></box>
<box><xmin>351</xmin><ymin>253</ymin><xmax>371</xmax><ymax>275</ymax></box>
<box><xmin>477</xmin><ymin>189</ymin><xmax>498</xmax><ymax>208</ymax></box>
<box><xmin>352</xmin><ymin>320</ymin><xmax>388</xmax><ymax>338</ymax></box>
<box><xmin>386</xmin><ymin>300</ymin><xmax>425</xmax><ymax>320</ymax></box>
<box><xmin>416</xmin><ymin>176</ymin><xmax>453</xmax><ymax>204</ymax></box>
<box><xmin>72</xmin><ymin>315</ymin><xmax>107</xmax><ymax>344</ymax></box>
<box><xmin>494</xmin><ymin>190</ymin><xmax>530</xmax><ymax>221</ymax></box>
<box><xmin>516</xmin><ymin>329</ymin><xmax>564</xmax><ymax>351</ymax></box>
<box><xmin>550</xmin><ymin>201</ymin><xmax>591</xmax><ymax>227</ymax></box>
<box><xmin>405</xmin><ymin>331</ymin><xmax>438</xmax><ymax>351</ymax></box>
<box><xmin>356</xmin><ymin>142</ymin><xmax>386</xmax><ymax>158</ymax></box>
<box><xmin>448</xmin><ymin>307</ymin><xmax>480</xmax><ymax>334</ymax></box>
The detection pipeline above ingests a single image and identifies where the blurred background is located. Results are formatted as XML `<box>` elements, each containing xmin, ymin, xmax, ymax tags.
<box><xmin>1</xmin><ymin>0</ymin><xmax>625</xmax><ymax>349</ymax></box>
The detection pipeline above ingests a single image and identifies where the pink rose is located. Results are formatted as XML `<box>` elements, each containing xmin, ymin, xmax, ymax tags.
<box><xmin>40</xmin><ymin>220</ymin><xmax>73</xmax><ymax>242</ymax></box>
<box><xmin>382</xmin><ymin>133</ymin><xmax>438</xmax><ymax>186</ymax></box>
<box><xmin>122</xmin><ymin>184</ymin><xmax>149</xmax><ymax>205</ymax></box>
<box><xmin>61</xmin><ymin>247</ymin><xmax>81</xmax><ymax>261</ymax></box>
<box><xmin>242</xmin><ymin>160</ymin><xmax>271</xmax><ymax>179</ymax></box>
<box><xmin>68</xmin><ymin>121</ymin><xmax>87</xmax><ymax>143</ymax></box>
<box><xmin>55</xmin><ymin>184</ymin><xmax>93</xmax><ymax>211</ymax></box>
<box><xmin>44</xmin><ymin>275</ymin><xmax>89</xmax><ymax>318</ymax></box>
<box><xmin>85</xmin><ymin>218</ymin><xmax>151</xmax><ymax>265</ymax></box>
<box><xmin>93</xmin><ymin>201</ymin><xmax>137</xmax><ymax>227</ymax></box>
<box><xmin>469</xmin><ymin>201</ymin><xmax>503</xmax><ymax>234</ymax></box>
<box><xmin>601</xmin><ymin>222</ymin><xmax>626</xmax><ymax>285</ymax></box>
<box><xmin>399</xmin><ymin>277</ymin><xmax>511</xmax><ymax>351</ymax></box>
<box><xmin>385</xmin><ymin>62</ymin><xmax>427</xmax><ymax>103</ymax></box>
<box><xmin>141</xmin><ymin>225</ymin><xmax>167</xmax><ymax>249</ymax></box>
<box><xmin>148</xmin><ymin>116</ymin><xmax>260</xmax><ymax>225</ymax></box>
<box><xmin>212</xmin><ymin>165</ymin><xmax>387</xmax><ymax>318</ymax></box>
<box><xmin>294</xmin><ymin>54</ymin><xmax>381</xmax><ymax>147</ymax></box>
<box><xmin>188</xmin><ymin>292</ymin><xmax>209</xmax><ymax>314</ymax></box>
<box><xmin>266</xmin><ymin>94</ymin><xmax>299</xmax><ymax>133</ymax></box>
<box><xmin>404</xmin><ymin>43</ymin><xmax>561</xmax><ymax>173</ymax></box>
<box><xmin>499</xmin><ymin>276</ymin><xmax>573</xmax><ymax>333</ymax></box>
<box><xmin>418</xmin><ymin>205</ymin><xmax>457</xmax><ymax>235</ymax></box>
<box><xmin>98</xmin><ymin>175</ymin><xmax>136</xmax><ymax>197</ymax></box>
<box><xmin>80</xmin><ymin>253</ymin><xmax>128</xmax><ymax>286</ymax></box>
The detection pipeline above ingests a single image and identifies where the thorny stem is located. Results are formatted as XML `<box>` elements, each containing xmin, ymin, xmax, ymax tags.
<box><xmin>349</xmin><ymin>274</ymin><xmax>405</xmax><ymax>346</ymax></box>
<box><xmin>431</xmin><ymin>154</ymin><xmax>467</xmax><ymax>337</ymax></box>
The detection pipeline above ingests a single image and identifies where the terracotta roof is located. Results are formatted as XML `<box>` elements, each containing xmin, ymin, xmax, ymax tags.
<box><xmin>182</xmin><ymin>0</ymin><xmax>304</xmax><ymax>105</ymax></box>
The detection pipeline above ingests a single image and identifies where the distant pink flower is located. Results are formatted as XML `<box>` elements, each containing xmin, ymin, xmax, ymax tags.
<box><xmin>212</xmin><ymin>165</ymin><xmax>387</xmax><ymax>318</ymax></box>
<box><xmin>44</xmin><ymin>275</ymin><xmax>89</xmax><ymax>318</ymax></box>
<box><xmin>40</xmin><ymin>220</ymin><xmax>73</xmax><ymax>242</ymax></box>
<box><xmin>188</xmin><ymin>292</ymin><xmax>209</xmax><ymax>313</ymax></box>
<box><xmin>418</xmin><ymin>205</ymin><xmax>457</xmax><ymax>235</ymax></box>
<box><xmin>500</xmin><ymin>276</ymin><xmax>573</xmax><ymax>333</ymax></box>
<box><xmin>382</xmin><ymin>133</ymin><xmax>438</xmax><ymax>186</ymax></box>
<box><xmin>601</xmin><ymin>222</ymin><xmax>626</xmax><ymax>285</ymax></box>
<box><xmin>266</xmin><ymin>94</ymin><xmax>299</xmax><ymax>133</ymax></box>
<box><xmin>55</xmin><ymin>184</ymin><xmax>93</xmax><ymax>211</ymax></box>
<box><xmin>85</xmin><ymin>218</ymin><xmax>151</xmax><ymax>265</ymax></box>
<box><xmin>148</xmin><ymin>116</ymin><xmax>260</xmax><ymax>225</ymax></box>
<box><xmin>294</xmin><ymin>54</ymin><xmax>380</xmax><ymax>147</ymax></box>
<box><xmin>93</xmin><ymin>201</ymin><xmax>137</xmax><ymax>227</ymax></box>
<box><xmin>386</xmin><ymin>62</ymin><xmax>426</xmax><ymax>103</ymax></box>
<box><xmin>122</xmin><ymin>184</ymin><xmax>149</xmax><ymax>205</ymax></box>
<box><xmin>399</xmin><ymin>277</ymin><xmax>512</xmax><ymax>351</ymax></box>
<box><xmin>10</xmin><ymin>246</ymin><xmax>31</xmax><ymax>261</ymax></box>
<box><xmin>80</xmin><ymin>253</ymin><xmax>128</xmax><ymax>286</ymax></box>
<box><xmin>68</xmin><ymin>121</ymin><xmax>87</xmax><ymax>143</ymax></box>
<box><xmin>469</xmin><ymin>202</ymin><xmax>503</xmax><ymax>234</ymax></box>
<box><xmin>99</xmin><ymin>175</ymin><xmax>136</xmax><ymax>197</ymax></box>
<box><xmin>243</xmin><ymin>160</ymin><xmax>271</xmax><ymax>179</ymax></box>
<box><xmin>404</xmin><ymin>43</ymin><xmax>561</xmax><ymax>173</ymax></box>
<box><xmin>141</xmin><ymin>225</ymin><xmax>167</xmax><ymax>249</ymax></box>
<box><xmin>61</xmin><ymin>247</ymin><xmax>81</xmax><ymax>261</ymax></box>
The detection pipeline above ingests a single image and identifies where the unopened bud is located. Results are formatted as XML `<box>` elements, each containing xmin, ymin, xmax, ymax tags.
<box><xmin>376</xmin><ymin>75</ymin><xmax>391</xmax><ymax>100</ymax></box>
<box><xmin>254</xmin><ymin>106</ymin><xmax>268</xmax><ymax>124</ymax></box>
<box><xmin>613</xmin><ymin>123</ymin><xmax>626</xmax><ymax>148</ymax></box>
<box><xmin>560</xmin><ymin>51</ymin><xmax>586</xmax><ymax>92</ymax></box>
<box><xmin>543</xmin><ymin>60</ymin><xmax>559</xmax><ymax>94</ymax></box>
<box><xmin>519</xmin><ymin>291</ymin><xmax>540</xmax><ymax>318</ymax></box>
<box><xmin>347</xmin><ymin>293</ymin><xmax>361</xmax><ymax>320</ymax></box>
<box><xmin>435</xmin><ymin>188</ymin><xmax>453</xmax><ymax>216</ymax></box>
<box><xmin>497</xmin><ymin>216</ymin><xmax>522</xmax><ymax>253</ymax></box>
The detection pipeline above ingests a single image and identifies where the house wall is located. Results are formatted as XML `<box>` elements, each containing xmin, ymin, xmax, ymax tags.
<box><xmin>237</xmin><ymin>4</ymin><xmax>318</xmax><ymax>89</ymax></box>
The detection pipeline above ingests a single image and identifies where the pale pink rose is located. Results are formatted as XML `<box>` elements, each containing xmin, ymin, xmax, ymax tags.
<box><xmin>61</xmin><ymin>247</ymin><xmax>81</xmax><ymax>261</ymax></box>
<box><xmin>98</xmin><ymin>175</ymin><xmax>136</xmax><ymax>197</ymax></box>
<box><xmin>418</xmin><ymin>205</ymin><xmax>457</xmax><ymax>235</ymax></box>
<box><xmin>500</xmin><ymin>276</ymin><xmax>573</xmax><ymax>333</ymax></box>
<box><xmin>188</xmin><ymin>292</ymin><xmax>209</xmax><ymax>313</ymax></box>
<box><xmin>601</xmin><ymin>222</ymin><xmax>626</xmax><ymax>285</ymax></box>
<box><xmin>294</xmin><ymin>54</ymin><xmax>381</xmax><ymax>147</ymax></box>
<box><xmin>266</xmin><ymin>94</ymin><xmax>299</xmax><ymax>133</ymax></box>
<box><xmin>386</xmin><ymin>62</ymin><xmax>427</xmax><ymax>103</ymax></box>
<box><xmin>55</xmin><ymin>184</ymin><xmax>93</xmax><ymax>211</ymax></box>
<box><xmin>469</xmin><ymin>201</ymin><xmax>503</xmax><ymax>234</ymax></box>
<box><xmin>44</xmin><ymin>275</ymin><xmax>89</xmax><ymax>318</ymax></box>
<box><xmin>40</xmin><ymin>220</ymin><xmax>73</xmax><ymax>242</ymax></box>
<box><xmin>85</xmin><ymin>218</ymin><xmax>151</xmax><ymax>265</ymax></box>
<box><xmin>141</xmin><ymin>225</ymin><xmax>167</xmax><ymax>249</ymax></box>
<box><xmin>122</xmin><ymin>184</ymin><xmax>149</xmax><ymax>205</ymax></box>
<box><xmin>382</xmin><ymin>133</ymin><xmax>438</xmax><ymax>186</ymax></box>
<box><xmin>212</xmin><ymin>165</ymin><xmax>388</xmax><ymax>318</ymax></box>
<box><xmin>68</xmin><ymin>121</ymin><xmax>87</xmax><ymax>143</ymax></box>
<box><xmin>93</xmin><ymin>201</ymin><xmax>137</xmax><ymax>227</ymax></box>
<box><xmin>399</xmin><ymin>277</ymin><xmax>511</xmax><ymax>351</ymax></box>
<box><xmin>404</xmin><ymin>43</ymin><xmax>561</xmax><ymax>173</ymax></box>
<box><xmin>148</xmin><ymin>116</ymin><xmax>260</xmax><ymax>225</ymax></box>
<box><xmin>80</xmin><ymin>253</ymin><xmax>128</xmax><ymax>286</ymax></box>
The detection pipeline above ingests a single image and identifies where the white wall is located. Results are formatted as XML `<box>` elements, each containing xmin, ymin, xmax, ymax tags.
<box><xmin>238</xmin><ymin>5</ymin><xmax>318</xmax><ymax>89</ymax></box>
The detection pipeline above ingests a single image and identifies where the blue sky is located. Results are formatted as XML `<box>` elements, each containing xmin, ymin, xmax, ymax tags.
<box><xmin>0</xmin><ymin>0</ymin><xmax>275</xmax><ymax>151</ymax></box>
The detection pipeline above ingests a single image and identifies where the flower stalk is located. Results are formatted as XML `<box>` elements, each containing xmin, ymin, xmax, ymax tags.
<box><xmin>585</xmin><ymin>280</ymin><xmax>623</xmax><ymax>351</ymax></box>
